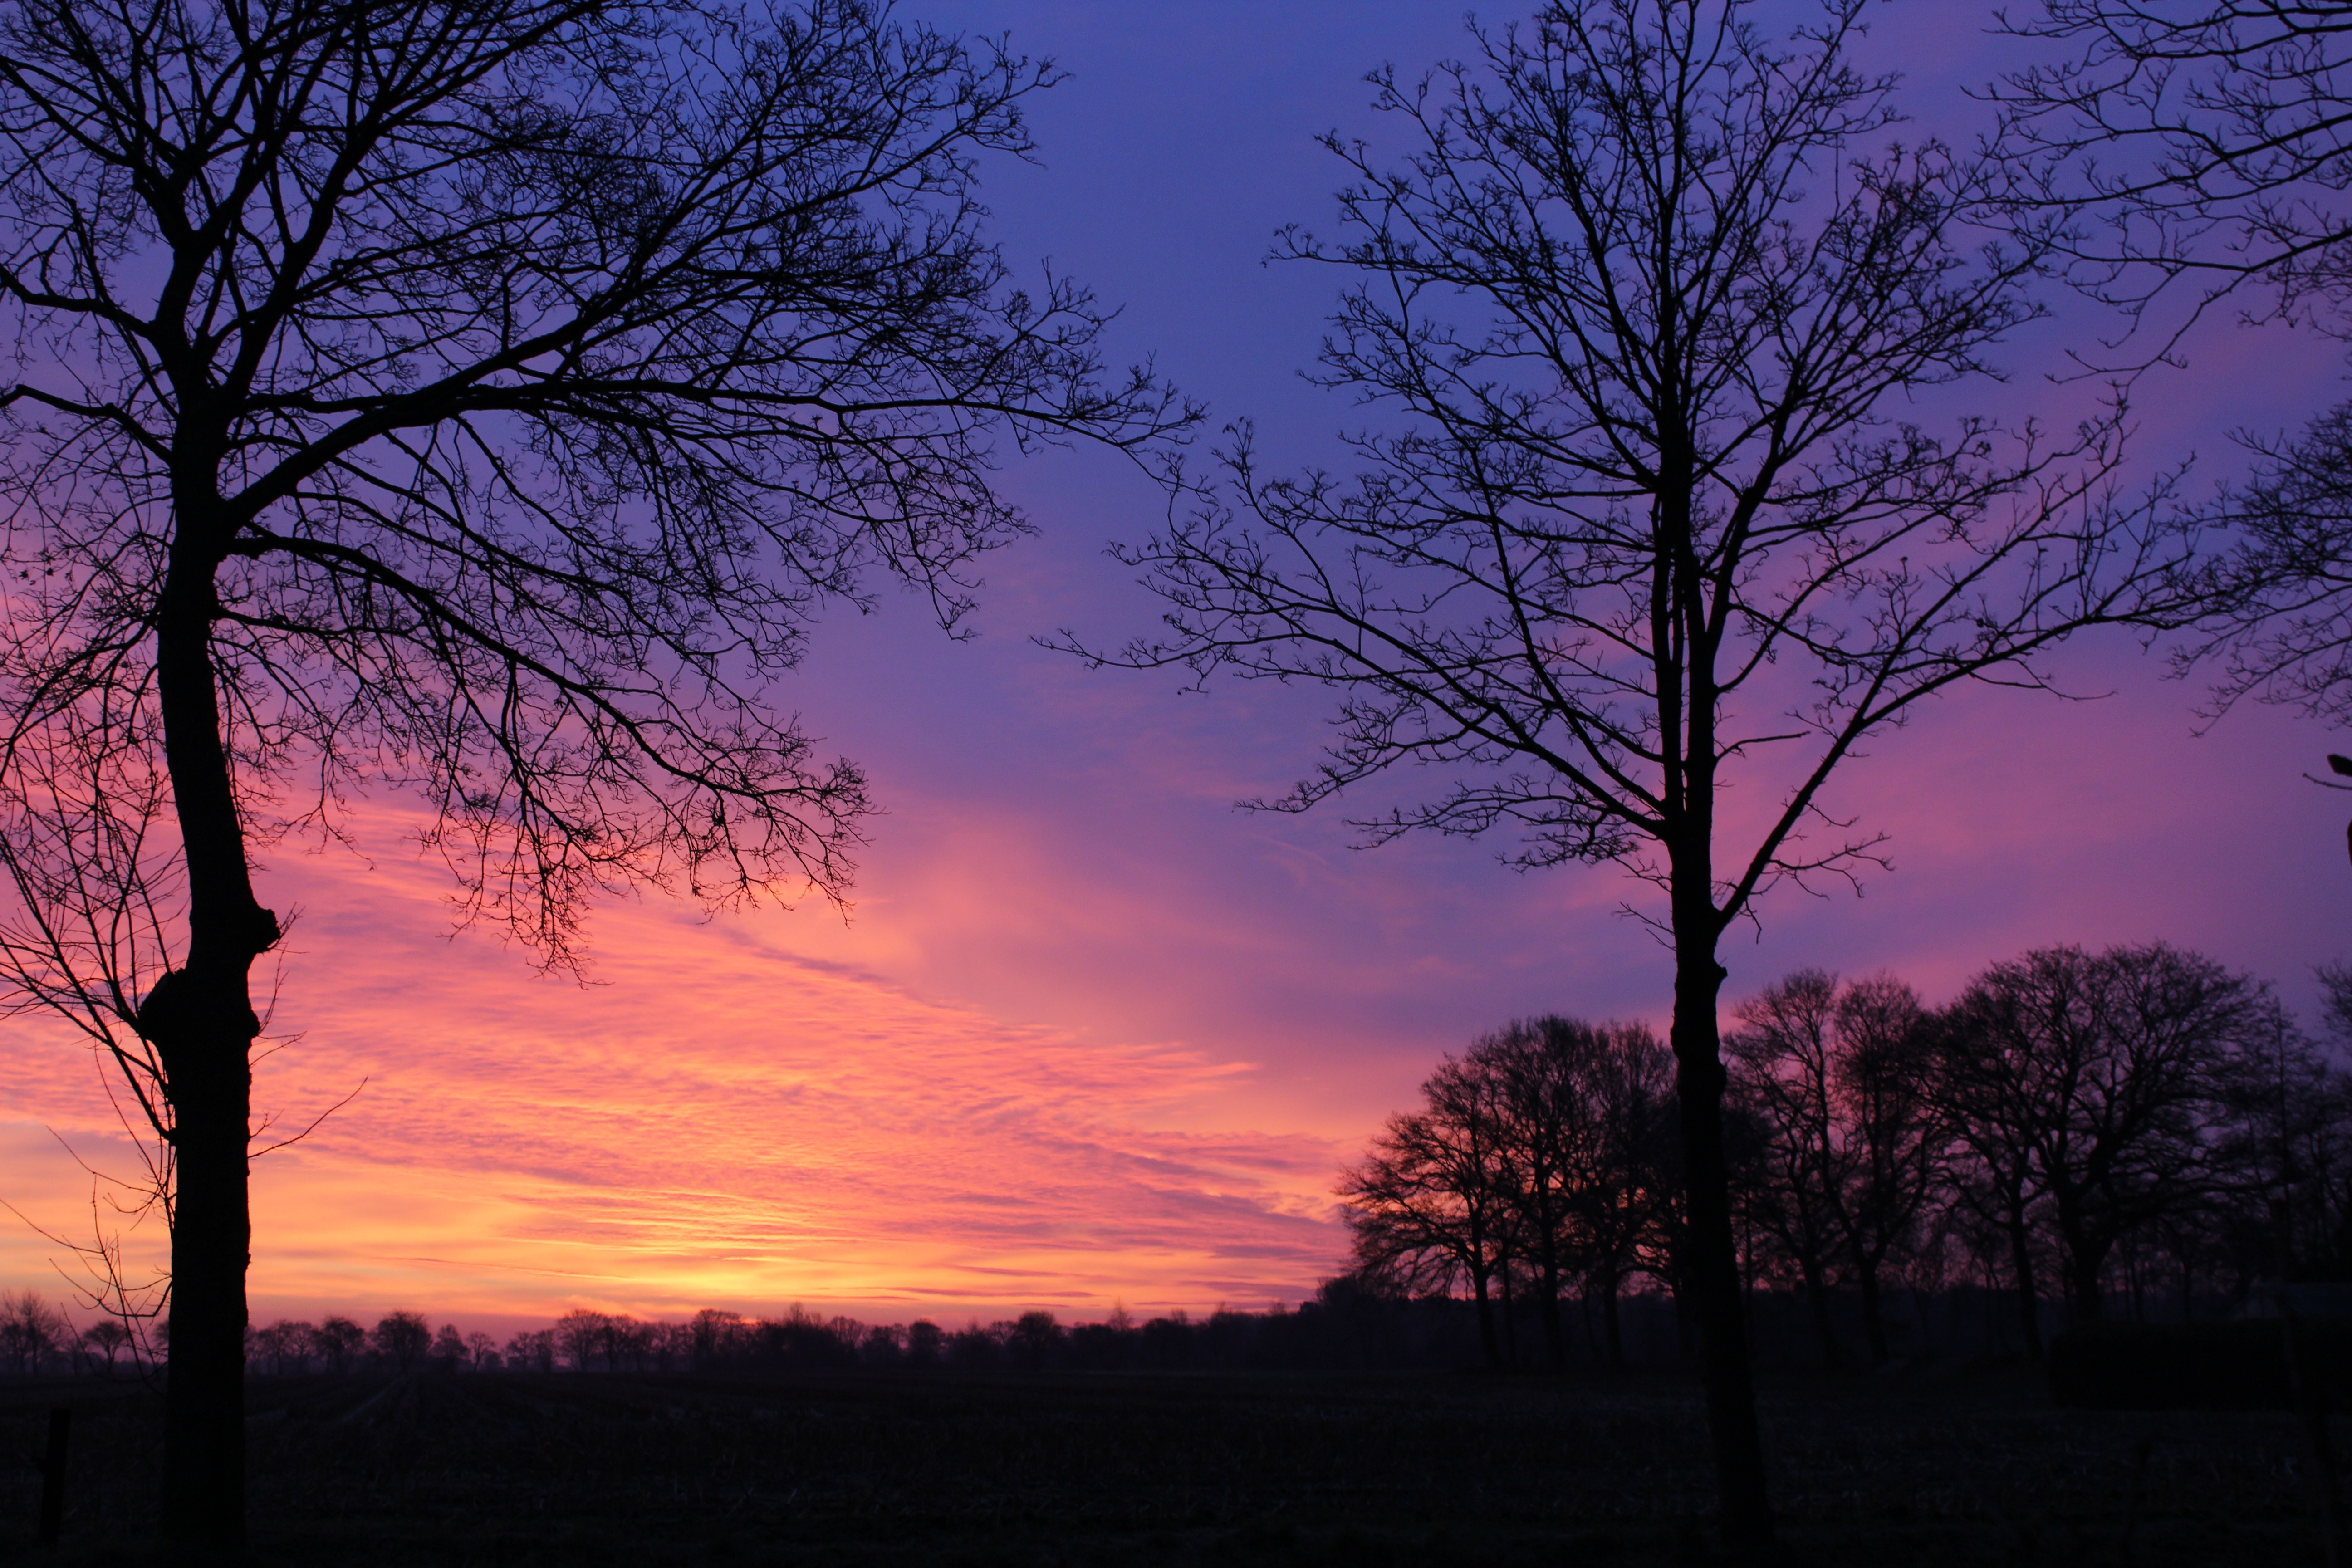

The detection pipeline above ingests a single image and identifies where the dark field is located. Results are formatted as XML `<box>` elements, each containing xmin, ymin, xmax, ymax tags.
<box><xmin>0</xmin><ymin>1364</ymin><xmax>2323</xmax><ymax>1565</ymax></box>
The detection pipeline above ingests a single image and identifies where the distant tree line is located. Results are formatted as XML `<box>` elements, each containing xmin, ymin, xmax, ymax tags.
<box><xmin>1342</xmin><ymin>942</ymin><xmax>2352</xmax><ymax>1370</ymax></box>
<box><xmin>0</xmin><ymin>1292</ymin><xmax>1497</xmax><ymax>1379</ymax></box>
<box><xmin>1</xmin><ymin>1288</ymin><xmax>139</xmax><ymax>1375</ymax></box>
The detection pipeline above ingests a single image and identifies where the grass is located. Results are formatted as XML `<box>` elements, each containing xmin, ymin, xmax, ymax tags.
<box><xmin>0</xmin><ymin>1360</ymin><xmax>2326</xmax><ymax>1565</ymax></box>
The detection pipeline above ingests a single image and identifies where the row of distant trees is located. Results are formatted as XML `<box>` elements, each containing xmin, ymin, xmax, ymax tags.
<box><xmin>244</xmin><ymin>1303</ymin><xmax>1447</xmax><ymax>1376</ymax></box>
<box><xmin>0</xmin><ymin>1294</ymin><xmax>1494</xmax><ymax>1379</ymax></box>
<box><xmin>1343</xmin><ymin>942</ymin><xmax>2352</xmax><ymax>1372</ymax></box>
<box><xmin>1</xmin><ymin>1289</ymin><xmax>137</xmax><ymax>1375</ymax></box>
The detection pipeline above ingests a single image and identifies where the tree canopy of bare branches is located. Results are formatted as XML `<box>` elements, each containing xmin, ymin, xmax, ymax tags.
<box><xmin>1339</xmin><ymin>1014</ymin><xmax>1676</xmax><ymax>1372</ymax></box>
<box><xmin>1993</xmin><ymin>0</ymin><xmax>2352</xmax><ymax>339</ymax></box>
<box><xmin>1727</xmin><ymin>968</ymin><xmax>1942</xmax><ymax>1367</ymax></box>
<box><xmin>1340</xmin><ymin>1049</ymin><xmax>1520</xmax><ymax>1365</ymax></box>
<box><xmin>1073</xmin><ymin>0</ymin><xmax>2193</xmax><ymax>1541</ymax></box>
<box><xmin>1340</xmin><ymin>941</ymin><xmax>2342</xmax><ymax>1378</ymax></box>
<box><xmin>1937</xmin><ymin>942</ymin><xmax>2267</xmax><ymax>1337</ymax></box>
<box><xmin>0</xmin><ymin>0</ymin><xmax>1187</xmax><ymax>1543</ymax></box>
<box><xmin>1994</xmin><ymin>6</ymin><xmax>2352</xmax><ymax>745</ymax></box>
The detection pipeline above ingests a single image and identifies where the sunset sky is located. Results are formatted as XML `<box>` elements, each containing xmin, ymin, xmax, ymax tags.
<box><xmin>3</xmin><ymin>0</ymin><xmax>2346</xmax><ymax>1336</ymax></box>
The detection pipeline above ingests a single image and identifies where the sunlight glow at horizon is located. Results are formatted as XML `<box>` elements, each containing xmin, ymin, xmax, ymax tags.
<box><xmin>1</xmin><ymin>829</ymin><xmax>1347</xmax><ymax>1326</ymax></box>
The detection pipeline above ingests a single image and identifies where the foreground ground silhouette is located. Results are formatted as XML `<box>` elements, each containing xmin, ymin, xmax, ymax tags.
<box><xmin>0</xmin><ymin>1362</ymin><xmax>2318</xmax><ymax>1565</ymax></box>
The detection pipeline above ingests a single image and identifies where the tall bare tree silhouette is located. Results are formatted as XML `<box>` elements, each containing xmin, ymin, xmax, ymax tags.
<box><xmin>0</xmin><ymin>0</ymin><xmax>1187</xmax><ymax>1543</ymax></box>
<box><xmin>1073</xmin><ymin>0</ymin><xmax>2194</xmax><ymax>1543</ymax></box>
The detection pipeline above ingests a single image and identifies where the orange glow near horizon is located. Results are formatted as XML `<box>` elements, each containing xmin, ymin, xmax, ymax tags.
<box><xmin>0</xmin><ymin>826</ymin><xmax>1349</xmax><ymax>1333</ymax></box>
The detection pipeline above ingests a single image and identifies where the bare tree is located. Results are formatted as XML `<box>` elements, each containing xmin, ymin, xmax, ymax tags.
<box><xmin>1340</xmin><ymin>1054</ymin><xmax>1518</xmax><ymax>1366</ymax></box>
<box><xmin>0</xmin><ymin>0</ymin><xmax>1184</xmax><ymax>1543</ymax></box>
<box><xmin>1556</xmin><ymin>1019</ymin><xmax>1678</xmax><ymax>1369</ymax></box>
<box><xmin>1482</xmin><ymin>1015</ymin><xmax>1681</xmax><ymax>1367</ymax></box>
<box><xmin>554</xmin><ymin>1308</ymin><xmax>609</xmax><ymax>1372</ymax></box>
<box><xmin>1728</xmin><ymin>969</ymin><xmax>1942</xmax><ymax>1367</ymax></box>
<box><xmin>313</xmin><ymin>1313</ymin><xmax>363</xmax><ymax>1375</ymax></box>
<box><xmin>1833</xmin><ymin>973</ymin><xmax>1942</xmax><ymax>1364</ymax></box>
<box><xmin>1483</xmin><ymin>1018</ymin><xmax>1588</xmax><ymax>1367</ymax></box>
<box><xmin>250</xmin><ymin>1317</ymin><xmax>311</xmax><ymax>1377</ymax></box>
<box><xmin>1073</xmin><ymin>0</ymin><xmax>2190</xmax><ymax>1540</ymax></box>
<box><xmin>369</xmin><ymin>1310</ymin><xmax>429</xmax><ymax>1372</ymax></box>
<box><xmin>1931</xmin><ymin>995</ymin><xmax>2057</xmax><ymax>1356</ymax></box>
<box><xmin>688</xmin><ymin>1307</ymin><xmax>750</xmax><ymax>1367</ymax></box>
<box><xmin>2209</xmin><ymin>990</ymin><xmax>2352</xmax><ymax>1285</ymax></box>
<box><xmin>1727</xmin><ymin>970</ymin><xmax>1854</xmax><ymax>1366</ymax></box>
<box><xmin>0</xmin><ymin>1286</ymin><xmax>68</xmax><ymax>1372</ymax></box>
<box><xmin>1342</xmin><ymin>1014</ymin><xmax>1679</xmax><ymax>1372</ymax></box>
<box><xmin>603</xmin><ymin>1313</ymin><xmax>653</xmax><ymax>1372</ymax></box>
<box><xmin>504</xmin><ymin>1327</ymin><xmax>556</xmax><ymax>1374</ymax></box>
<box><xmin>1939</xmin><ymin>942</ymin><xmax>2259</xmax><ymax>1327</ymax></box>
<box><xmin>81</xmin><ymin>1315</ymin><xmax>132</xmax><ymax>1373</ymax></box>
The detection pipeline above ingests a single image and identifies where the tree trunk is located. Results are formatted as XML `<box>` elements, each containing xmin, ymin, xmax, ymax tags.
<box><xmin>2068</xmin><ymin>1242</ymin><xmax>2107</xmax><ymax>1324</ymax></box>
<box><xmin>2052</xmin><ymin>1195</ymin><xmax>2107</xmax><ymax>1324</ymax></box>
<box><xmin>1856</xmin><ymin>1256</ymin><xmax>1889</xmax><ymax>1367</ymax></box>
<box><xmin>1471</xmin><ymin>1260</ymin><xmax>1501</xmax><ymax>1369</ymax></box>
<box><xmin>1798</xmin><ymin>1254</ymin><xmax>1842</xmax><ymax>1370</ymax></box>
<box><xmin>2005</xmin><ymin>1215</ymin><xmax>2044</xmax><ymax>1360</ymax></box>
<box><xmin>1671</xmin><ymin>941</ymin><xmax>1774</xmax><ymax>1550</ymax></box>
<box><xmin>143</xmin><ymin>548</ymin><xmax>277</xmax><ymax>1548</ymax></box>
<box><xmin>1498</xmin><ymin>1257</ymin><xmax>1518</xmax><ymax>1367</ymax></box>
<box><xmin>1599</xmin><ymin>1265</ymin><xmax>1626</xmax><ymax>1371</ymax></box>
<box><xmin>1538</xmin><ymin>1238</ymin><xmax>1566</xmax><ymax>1369</ymax></box>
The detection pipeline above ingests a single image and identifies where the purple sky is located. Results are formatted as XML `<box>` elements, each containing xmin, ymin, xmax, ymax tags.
<box><xmin>3</xmin><ymin>0</ymin><xmax>2345</xmax><ymax>1324</ymax></box>
<box><xmin>821</xmin><ymin>0</ymin><xmax>2349</xmax><ymax>1105</ymax></box>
